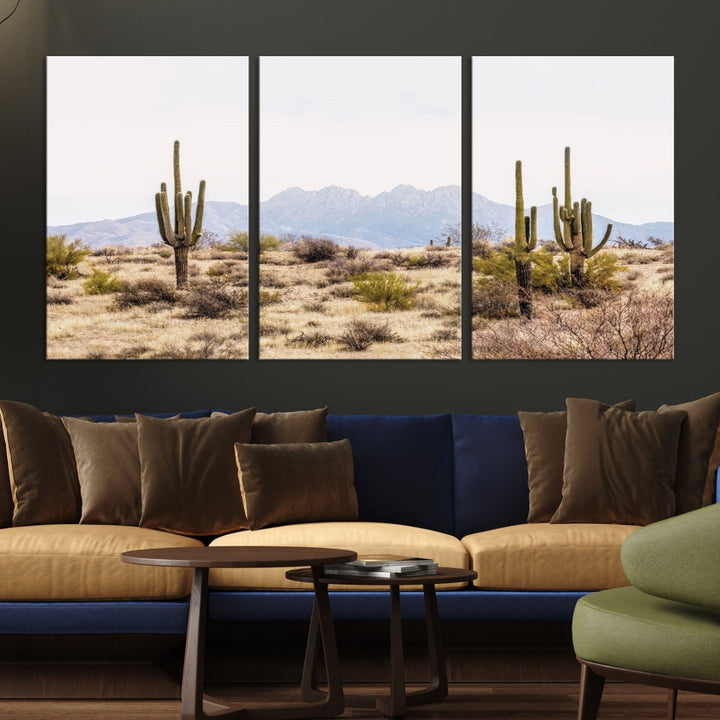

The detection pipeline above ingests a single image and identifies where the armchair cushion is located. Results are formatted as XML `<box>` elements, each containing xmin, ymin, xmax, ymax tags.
<box><xmin>573</xmin><ymin>586</ymin><xmax>720</xmax><ymax>682</ymax></box>
<box><xmin>621</xmin><ymin>503</ymin><xmax>720</xmax><ymax>611</ymax></box>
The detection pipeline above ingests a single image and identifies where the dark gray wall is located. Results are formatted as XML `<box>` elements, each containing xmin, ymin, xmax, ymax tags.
<box><xmin>0</xmin><ymin>0</ymin><xmax>714</xmax><ymax>415</ymax></box>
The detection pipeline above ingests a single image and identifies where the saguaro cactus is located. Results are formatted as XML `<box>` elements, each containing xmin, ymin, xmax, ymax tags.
<box><xmin>155</xmin><ymin>140</ymin><xmax>206</xmax><ymax>289</ymax></box>
<box><xmin>514</xmin><ymin>160</ymin><xmax>537</xmax><ymax>319</ymax></box>
<box><xmin>552</xmin><ymin>146</ymin><xmax>612</xmax><ymax>287</ymax></box>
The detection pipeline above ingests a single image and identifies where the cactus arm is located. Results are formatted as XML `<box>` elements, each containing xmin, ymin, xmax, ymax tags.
<box><xmin>553</xmin><ymin>187</ymin><xmax>573</xmax><ymax>252</ymax></box>
<box><xmin>586</xmin><ymin>223</ymin><xmax>613</xmax><ymax>258</ymax></box>
<box><xmin>175</xmin><ymin>192</ymin><xmax>185</xmax><ymax>240</ymax></box>
<box><xmin>564</xmin><ymin>146</ymin><xmax>572</xmax><ymax>212</ymax></box>
<box><xmin>191</xmin><ymin>180</ymin><xmax>206</xmax><ymax>244</ymax></box>
<box><xmin>529</xmin><ymin>206</ymin><xmax>537</xmax><ymax>251</ymax></box>
<box><xmin>155</xmin><ymin>191</ymin><xmax>176</xmax><ymax>247</ymax></box>
<box><xmin>183</xmin><ymin>192</ymin><xmax>192</xmax><ymax>245</ymax></box>
<box><xmin>581</xmin><ymin>198</ymin><xmax>592</xmax><ymax>254</ymax></box>
<box><xmin>515</xmin><ymin>161</ymin><xmax>527</xmax><ymax>252</ymax></box>
<box><xmin>581</xmin><ymin>198</ymin><xmax>614</xmax><ymax>258</ymax></box>
<box><xmin>173</xmin><ymin>140</ymin><xmax>182</xmax><ymax>233</ymax></box>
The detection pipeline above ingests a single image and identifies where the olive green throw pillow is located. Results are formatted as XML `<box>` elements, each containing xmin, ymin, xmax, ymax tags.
<box><xmin>235</xmin><ymin>439</ymin><xmax>358</xmax><ymax>530</ymax></box>
<box><xmin>518</xmin><ymin>399</ymin><xmax>635</xmax><ymax>523</ymax></box>
<box><xmin>62</xmin><ymin>417</ymin><xmax>141</xmax><ymax>526</ymax></box>
<box><xmin>658</xmin><ymin>392</ymin><xmax>720</xmax><ymax>514</ymax></box>
<box><xmin>552</xmin><ymin>398</ymin><xmax>686</xmax><ymax>525</ymax></box>
<box><xmin>0</xmin><ymin>400</ymin><xmax>81</xmax><ymax>526</ymax></box>
<box><xmin>138</xmin><ymin>408</ymin><xmax>256</xmax><ymax>536</ymax></box>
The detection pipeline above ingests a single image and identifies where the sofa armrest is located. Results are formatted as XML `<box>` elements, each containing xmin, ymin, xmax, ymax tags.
<box><xmin>621</xmin><ymin>503</ymin><xmax>720</xmax><ymax>611</ymax></box>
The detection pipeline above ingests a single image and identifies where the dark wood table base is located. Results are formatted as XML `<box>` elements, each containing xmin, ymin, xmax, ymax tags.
<box><xmin>287</xmin><ymin>566</ymin><xmax>476</xmax><ymax>719</ymax></box>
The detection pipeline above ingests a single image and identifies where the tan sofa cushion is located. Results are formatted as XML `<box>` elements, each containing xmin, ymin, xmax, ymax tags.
<box><xmin>462</xmin><ymin>523</ymin><xmax>640</xmax><ymax>591</ymax></box>
<box><xmin>209</xmin><ymin>521</ymin><xmax>469</xmax><ymax>590</ymax></box>
<box><xmin>0</xmin><ymin>525</ymin><xmax>204</xmax><ymax>600</ymax></box>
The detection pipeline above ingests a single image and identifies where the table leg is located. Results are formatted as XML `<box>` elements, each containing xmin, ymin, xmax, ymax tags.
<box><xmin>181</xmin><ymin>566</ymin><xmax>208</xmax><ymax>720</ymax></box>
<box><xmin>182</xmin><ymin>566</ymin><xmax>343</xmax><ymax>720</ymax></box>
<box><xmin>343</xmin><ymin>583</ymin><xmax>449</xmax><ymax>718</ymax></box>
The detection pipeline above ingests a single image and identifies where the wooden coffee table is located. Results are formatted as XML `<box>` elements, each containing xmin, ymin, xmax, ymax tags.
<box><xmin>286</xmin><ymin>565</ymin><xmax>477</xmax><ymax>718</ymax></box>
<box><xmin>122</xmin><ymin>546</ymin><xmax>356</xmax><ymax>720</ymax></box>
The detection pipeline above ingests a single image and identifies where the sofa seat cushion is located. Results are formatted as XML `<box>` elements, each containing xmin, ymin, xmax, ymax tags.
<box><xmin>573</xmin><ymin>586</ymin><xmax>720</xmax><ymax>681</ymax></box>
<box><xmin>462</xmin><ymin>523</ymin><xmax>639</xmax><ymax>591</ymax></box>
<box><xmin>0</xmin><ymin>525</ymin><xmax>204</xmax><ymax>600</ymax></box>
<box><xmin>208</xmin><ymin>521</ymin><xmax>469</xmax><ymax>590</ymax></box>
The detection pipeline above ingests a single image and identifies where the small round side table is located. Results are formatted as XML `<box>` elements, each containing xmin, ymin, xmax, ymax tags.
<box><xmin>286</xmin><ymin>565</ymin><xmax>477</xmax><ymax>718</ymax></box>
<box><xmin>123</xmin><ymin>545</ymin><xmax>356</xmax><ymax>720</ymax></box>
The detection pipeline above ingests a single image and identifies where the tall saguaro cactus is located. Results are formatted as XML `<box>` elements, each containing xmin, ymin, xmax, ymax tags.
<box><xmin>515</xmin><ymin>160</ymin><xmax>537</xmax><ymax>319</ymax></box>
<box><xmin>552</xmin><ymin>146</ymin><xmax>612</xmax><ymax>287</ymax></box>
<box><xmin>155</xmin><ymin>140</ymin><xmax>206</xmax><ymax>289</ymax></box>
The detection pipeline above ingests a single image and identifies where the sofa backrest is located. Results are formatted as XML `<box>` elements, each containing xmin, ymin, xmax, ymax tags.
<box><xmin>450</xmin><ymin>414</ymin><xmax>529</xmax><ymax>537</ymax></box>
<box><xmin>326</xmin><ymin>413</ymin><xmax>455</xmax><ymax>535</ymax></box>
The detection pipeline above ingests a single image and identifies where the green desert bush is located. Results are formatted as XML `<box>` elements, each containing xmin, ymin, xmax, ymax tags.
<box><xmin>350</xmin><ymin>272</ymin><xmax>419</xmax><ymax>311</ymax></box>
<box><xmin>224</xmin><ymin>231</ymin><xmax>282</xmax><ymax>254</ymax></box>
<box><xmin>46</xmin><ymin>235</ymin><xmax>92</xmax><ymax>279</ymax></box>
<box><xmin>82</xmin><ymin>268</ymin><xmax>124</xmax><ymax>295</ymax></box>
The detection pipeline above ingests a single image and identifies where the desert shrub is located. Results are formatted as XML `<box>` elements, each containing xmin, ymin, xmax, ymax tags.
<box><xmin>404</xmin><ymin>253</ymin><xmax>450</xmax><ymax>269</ymax></box>
<box><xmin>474</xmin><ymin>246</ymin><xmax>567</xmax><ymax>294</ymax></box>
<box><xmin>472</xmin><ymin>247</ymin><xmax>515</xmax><ymax>283</ymax></box>
<box><xmin>288</xmin><ymin>331</ymin><xmax>331</xmax><ymax>348</ymax></box>
<box><xmin>473</xmin><ymin>289</ymin><xmax>673</xmax><ymax>360</ymax></box>
<box><xmin>472</xmin><ymin>279</ymin><xmax>520</xmax><ymax>319</ymax></box>
<box><xmin>224</xmin><ymin>231</ymin><xmax>282</xmax><ymax>254</ymax></box>
<box><xmin>291</xmin><ymin>236</ymin><xmax>339</xmax><ymax>263</ymax></box>
<box><xmin>326</xmin><ymin>255</ymin><xmax>384</xmax><ymax>284</ymax></box>
<box><xmin>259</xmin><ymin>289</ymin><xmax>282</xmax><ymax>306</ymax></box>
<box><xmin>584</xmin><ymin>252</ymin><xmax>626</xmax><ymax>291</ymax></box>
<box><xmin>46</xmin><ymin>235</ymin><xmax>92</xmax><ymax>279</ymax></box>
<box><xmin>114</xmin><ymin>279</ymin><xmax>177</xmax><ymax>309</ymax></box>
<box><xmin>46</xmin><ymin>290</ymin><xmax>73</xmax><ymax>305</ymax></box>
<box><xmin>82</xmin><ymin>268</ymin><xmax>124</xmax><ymax>295</ymax></box>
<box><xmin>350</xmin><ymin>272</ymin><xmax>419</xmax><ymax>311</ymax></box>
<box><xmin>337</xmin><ymin>319</ymin><xmax>401</xmax><ymax>351</ymax></box>
<box><xmin>181</xmin><ymin>283</ymin><xmax>247</xmax><ymax>319</ymax></box>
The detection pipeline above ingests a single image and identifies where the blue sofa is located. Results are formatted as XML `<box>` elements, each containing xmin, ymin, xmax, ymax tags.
<box><xmin>1</xmin><ymin>410</ymin><xmax>711</xmax><ymax>638</ymax></box>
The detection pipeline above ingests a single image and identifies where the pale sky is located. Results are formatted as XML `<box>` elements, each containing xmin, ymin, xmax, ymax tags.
<box><xmin>47</xmin><ymin>55</ymin><xmax>672</xmax><ymax>227</ymax></box>
<box><xmin>473</xmin><ymin>56</ymin><xmax>674</xmax><ymax>224</ymax></box>
<box><xmin>47</xmin><ymin>56</ymin><xmax>249</xmax><ymax>226</ymax></box>
<box><xmin>260</xmin><ymin>56</ymin><xmax>462</xmax><ymax>201</ymax></box>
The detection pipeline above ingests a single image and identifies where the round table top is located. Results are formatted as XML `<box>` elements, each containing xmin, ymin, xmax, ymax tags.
<box><xmin>121</xmin><ymin>546</ymin><xmax>357</xmax><ymax>569</ymax></box>
<box><xmin>286</xmin><ymin>566</ymin><xmax>477</xmax><ymax>586</ymax></box>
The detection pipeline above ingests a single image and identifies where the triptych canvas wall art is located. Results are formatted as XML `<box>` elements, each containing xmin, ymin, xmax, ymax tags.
<box><xmin>46</xmin><ymin>56</ymin><xmax>673</xmax><ymax>360</ymax></box>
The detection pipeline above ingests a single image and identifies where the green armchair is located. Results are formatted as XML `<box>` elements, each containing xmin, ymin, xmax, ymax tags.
<box><xmin>572</xmin><ymin>503</ymin><xmax>720</xmax><ymax>720</ymax></box>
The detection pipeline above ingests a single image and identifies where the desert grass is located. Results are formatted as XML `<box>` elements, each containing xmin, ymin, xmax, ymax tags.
<box><xmin>46</xmin><ymin>241</ymin><xmax>672</xmax><ymax>361</ymax></box>
<box><xmin>258</xmin><ymin>246</ymin><xmax>461</xmax><ymax>359</ymax></box>
<box><xmin>46</xmin><ymin>247</ymin><xmax>249</xmax><ymax>360</ymax></box>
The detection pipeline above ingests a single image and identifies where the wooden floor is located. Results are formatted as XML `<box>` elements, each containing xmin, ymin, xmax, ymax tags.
<box><xmin>0</xmin><ymin>683</ymin><xmax>719</xmax><ymax>719</ymax></box>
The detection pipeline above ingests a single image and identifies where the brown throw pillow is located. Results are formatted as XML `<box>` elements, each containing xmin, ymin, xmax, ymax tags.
<box><xmin>658</xmin><ymin>392</ymin><xmax>720</xmax><ymax>514</ymax></box>
<box><xmin>0</xmin><ymin>429</ymin><xmax>13</xmax><ymax>528</ymax></box>
<box><xmin>0</xmin><ymin>400</ymin><xmax>81</xmax><ymax>525</ymax></box>
<box><xmin>212</xmin><ymin>407</ymin><xmax>328</xmax><ymax>444</ymax></box>
<box><xmin>235</xmin><ymin>439</ymin><xmax>358</xmax><ymax>530</ymax></box>
<box><xmin>518</xmin><ymin>399</ymin><xmax>635</xmax><ymax>522</ymax></box>
<box><xmin>62</xmin><ymin>417</ymin><xmax>141</xmax><ymax>526</ymax></box>
<box><xmin>138</xmin><ymin>408</ymin><xmax>256</xmax><ymax>536</ymax></box>
<box><xmin>551</xmin><ymin>398</ymin><xmax>686</xmax><ymax>525</ymax></box>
